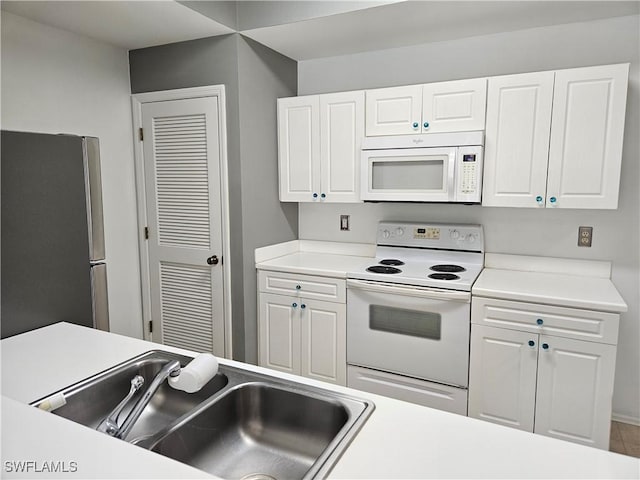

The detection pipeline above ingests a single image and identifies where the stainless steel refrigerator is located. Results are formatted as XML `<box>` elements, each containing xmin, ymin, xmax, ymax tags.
<box><xmin>1</xmin><ymin>130</ymin><xmax>109</xmax><ymax>338</ymax></box>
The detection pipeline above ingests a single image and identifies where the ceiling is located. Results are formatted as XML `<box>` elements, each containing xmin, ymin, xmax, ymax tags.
<box><xmin>1</xmin><ymin>1</ymin><xmax>638</xmax><ymax>59</ymax></box>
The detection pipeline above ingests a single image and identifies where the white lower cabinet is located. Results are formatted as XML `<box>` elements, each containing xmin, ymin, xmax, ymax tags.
<box><xmin>469</xmin><ymin>298</ymin><xmax>619</xmax><ymax>450</ymax></box>
<box><xmin>258</xmin><ymin>272</ymin><xmax>346</xmax><ymax>385</ymax></box>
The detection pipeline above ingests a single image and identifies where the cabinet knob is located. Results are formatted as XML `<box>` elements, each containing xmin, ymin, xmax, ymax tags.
<box><xmin>528</xmin><ymin>340</ymin><xmax>536</xmax><ymax>347</ymax></box>
<box><xmin>542</xmin><ymin>343</ymin><xmax>550</xmax><ymax>350</ymax></box>
<box><xmin>412</xmin><ymin>122</ymin><xmax>419</xmax><ymax>129</ymax></box>
<box><xmin>423</xmin><ymin>122</ymin><xmax>430</xmax><ymax>129</ymax></box>
<box><xmin>536</xmin><ymin>196</ymin><xmax>543</xmax><ymax>204</ymax></box>
<box><xmin>206</xmin><ymin>255</ymin><xmax>219</xmax><ymax>265</ymax></box>
<box><xmin>295</xmin><ymin>285</ymin><xmax>301</xmax><ymax>290</ymax></box>
<box><xmin>313</xmin><ymin>193</ymin><xmax>318</xmax><ymax>198</ymax></box>
<box><xmin>321</xmin><ymin>193</ymin><xmax>326</xmax><ymax>198</ymax></box>
<box><xmin>292</xmin><ymin>303</ymin><xmax>298</xmax><ymax>308</ymax></box>
<box><xmin>301</xmin><ymin>304</ymin><xmax>306</xmax><ymax>309</ymax></box>
<box><xmin>549</xmin><ymin>196</ymin><xmax>557</xmax><ymax>204</ymax></box>
<box><xmin>536</xmin><ymin>318</ymin><xmax>544</xmax><ymax>325</ymax></box>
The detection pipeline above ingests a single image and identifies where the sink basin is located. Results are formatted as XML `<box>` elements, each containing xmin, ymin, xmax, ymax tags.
<box><xmin>32</xmin><ymin>351</ymin><xmax>228</xmax><ymax>442</ymax></box>
<box><xmin>33</xmin><ymin>350</ymin><xmax>374</xmax><ymax>479</ymax></box>
<box><xmin>151</xmin><ymin>383</ymin><xmax>351</xmax><ymax>480</ymax></box>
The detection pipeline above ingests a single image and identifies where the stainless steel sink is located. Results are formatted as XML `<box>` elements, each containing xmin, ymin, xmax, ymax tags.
<box><xmin>150</xmin><ymin>383</ymin><xmax>355</xmax><ymax>479</ymax></box>
<box><xmin>31</xmin><ymin>351</ymin><xmax>229</xmax><ymax>442</ymax></box>
<box><xmin>32</xmin><ymin>350</ymin><xmax>374</xmax><ymax>479</ymax></box>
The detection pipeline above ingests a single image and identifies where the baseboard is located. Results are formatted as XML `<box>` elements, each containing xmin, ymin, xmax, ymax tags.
<box><xmin>612</xmin><ymin>413</ymin><xmax>640</xmax><ymax>426</ymax></box>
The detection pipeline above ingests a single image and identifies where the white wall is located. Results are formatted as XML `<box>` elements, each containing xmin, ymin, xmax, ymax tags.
<box><xmin>1</xmin><ymin>12</ymin><xmax>143</xmax><ymax>339</ymax></box>
<box><xmin>298</xmin><ymin>15</ymin><xmax>640</xmax><ymax>423</ymax></box>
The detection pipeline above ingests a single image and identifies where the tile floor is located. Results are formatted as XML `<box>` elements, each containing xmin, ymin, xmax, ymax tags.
<box><xmin>610</xmin><ymin>421</ymin><xmax>640</xmax><ymax>457</ymax></box>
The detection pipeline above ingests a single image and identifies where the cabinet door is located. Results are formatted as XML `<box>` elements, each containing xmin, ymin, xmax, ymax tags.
<box><xmin>468</xmin><ymin>325</ymin><xmax>538</xmax><ymax>432</ymax></box>
<box><xmin>320</xmin><ymin>91</ymin><xmax>364</xmax><ymax>202</ymax></box>
<box><xmin>365</xmin><ymin>85</ymin><xmax>422</xmax><ymax>136</ymax></box>
<box><xmin>482</xmin><ymin>72</ymin><xmax>554</xmax><ymax>207</ymax></box>
<box><xmin>535</xmin><ymin>335</ymin><xmax>616</xmax><ymax>449</ymax></box>
<box><xmin>300</xmin><ymin>299</ymin><xmax>346</xmax><ymax>385</ymax></box>
<box><xmin>277</xmin><ymin>96</ymin><xmax>321</xmax><ymax>202</ymax></box>
<box><xmin>422</xmin><ymin>78</ymin><xmax>487</xmax><ymax>133</ymax></box>
<box><xmin>547</xmin><ymin>64</ymin><xmax>629</xmax><ymax>209</ymax></box>
<box><xmin>258</xmin><ymin>293</ymin><xmax>301</xmax><ymax>375</ymax></box>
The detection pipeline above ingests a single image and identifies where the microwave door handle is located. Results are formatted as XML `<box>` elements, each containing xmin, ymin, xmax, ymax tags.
<box><xmin>448</xmin><ymin>149</ymin><xmax>456</xmax><ymax>201</ymax></box>
<box><xmin>347</xmin><ymin>279</ymin><xmax>470</xmax><ymax>302</ymax></box>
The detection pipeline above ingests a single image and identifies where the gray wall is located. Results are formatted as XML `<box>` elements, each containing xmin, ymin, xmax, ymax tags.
<box><xmin>129</xmin><ymin>33</ymin><xmax>297</xmax><ymax>362</ymax></box>
<box><xmin>237</xmin><ymin>36</ymin><xmax>298</xmax><ymax>363</ymax></box>
<box><xmin>297</xmin><ymin>15</ymin><xmax>640</xmax><ymax>422</ymax></box>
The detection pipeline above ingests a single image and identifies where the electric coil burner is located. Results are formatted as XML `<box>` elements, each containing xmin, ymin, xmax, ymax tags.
<box><xmin>366</xmin><ymin>265</ymin><xmax>402</xmax><ymax>274</ymax></box>
<box><xmin>428</xmin><ymin>273</ymin><xmax>460</xmax><ymax>281</ymax></box>
<box><xmin>379</xmin><ymin>259</ymin><xmax>405</xmax><ymax>266</ymax></box>
<box><xmin>430</xmin><ymin>264</ymin><xmax>466</xmax><ymax>273</ymax></box>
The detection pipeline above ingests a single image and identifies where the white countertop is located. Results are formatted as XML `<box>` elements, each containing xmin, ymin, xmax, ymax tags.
<box><xmin>473</xmin><ymin>255</ymin><xmax>627</xmax><ymax>313</ymax></box>
<box><xmin>2</xmin><ymin>323</ymin><xmax>638</xmax><ymax>479</ymax></box>
<box><xmin>255</xmin><ymin>240</ymin><xmax>375</xmax><ymax>278</ymax></box>
<box><xmin>256</xmin><ymin>251</ymin><xmax>374</xmax><ymax>278</ymax></box>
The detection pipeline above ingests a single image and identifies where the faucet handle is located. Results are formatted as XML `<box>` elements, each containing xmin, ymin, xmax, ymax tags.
<box><xmin>96</xmin><ymin>375</ymin><xmax>144</xmax><ymax>436</ymax></box>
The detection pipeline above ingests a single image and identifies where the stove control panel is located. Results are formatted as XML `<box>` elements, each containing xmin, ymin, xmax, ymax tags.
<box><xmin>378</xmin><ymin>222</ymin><xmax>484</xmax><ymax>252</ymax></box>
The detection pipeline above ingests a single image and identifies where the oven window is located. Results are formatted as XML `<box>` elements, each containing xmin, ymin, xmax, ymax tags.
<box><xmin>371</xmin><ymin>157</ymin><xmax>445</xmax><ymax>190</ymax></box>
<box><xmin>369</xmin><ymin>305</ymin><xmax>441</xmax><ymax>340</ymax></box>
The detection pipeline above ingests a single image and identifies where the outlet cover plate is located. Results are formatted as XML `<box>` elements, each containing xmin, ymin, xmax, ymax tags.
<box><xmin>578</xmin><ymin>226</ymin><xmax>593</xmax><ymax>247</ymax></box>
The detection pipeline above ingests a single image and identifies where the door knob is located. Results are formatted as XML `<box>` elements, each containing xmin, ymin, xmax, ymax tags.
<box><xmin>206</xmin><ymin>255</ymin><xmax>219</xmax><ymax>265</ymax></box>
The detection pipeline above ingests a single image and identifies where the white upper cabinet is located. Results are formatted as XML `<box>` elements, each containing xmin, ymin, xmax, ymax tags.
<box><xmin>278</xmin><ymin>91</ymin><xmax>364</xmax><ymax>203</ymax></box>
<box><xmin>482</xmin><ymin>72</ymin><xmax>554</xmax><ymax>207</ymax></box>
<box><xmin>547</xmin><ymin>64</ymin><xmax>629</xmax><ymax>209</ymax></box>
<box><xmin>278</xmin><ymin>96</ymin><xmax>320</xmax><ymax>202</ymax></box>
<box><xmin>365</xmin><ymin>79</ymin><xmax>487</xmax><ymax>136</ymax></box>
<box><xmin>483</xmin><ymin>63</ymin><xmax>629</xmax><ymax>209</ymax></box>
<box><xmin>320</xmin><ymin>91</ymin><xmax>365</xmax><ymax>202</ymax></box>
<box><xmin>422</xmin><ymin>78</ymin><xmax>487</xmax><ymax>133</ymax></box>
<box><xmin>365</xmin><ymin>85</ymin><xmax>422</xmax><ymax>136</ymax></box>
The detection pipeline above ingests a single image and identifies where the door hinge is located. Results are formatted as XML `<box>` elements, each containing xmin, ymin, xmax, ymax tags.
<box><xmin>144</xmin><ymin>226</ymin><xmax>149</xmax><ymax>239</ymax></box>
<box><xmin>149</xmin><ymin>320</ymin><xmax>153</xmax><ymax>333</ymax></box>
<box><xmin>139</xmin><ymin>127</ymin><xmax>144</xmax><ymax>141</ymax></box>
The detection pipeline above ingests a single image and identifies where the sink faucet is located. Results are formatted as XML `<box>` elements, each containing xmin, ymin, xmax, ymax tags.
<box><xmin>97</xmin><ymin>360</ymin><xmax>181</xmax><ymax>440</ymax></box>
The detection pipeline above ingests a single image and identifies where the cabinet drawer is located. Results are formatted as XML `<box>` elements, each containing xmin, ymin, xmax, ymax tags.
<box><xmin>472</xmin><ymin>297</ymin><xmax>619</xmax><ymax>345</ymax></box>
<box><xmin>258</xmin><ymin>270</ymin><xmax>346</xmax><ymax>303</ymax></box>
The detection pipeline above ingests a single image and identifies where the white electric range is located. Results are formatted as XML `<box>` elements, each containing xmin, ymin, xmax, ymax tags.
<box><xmin>346</xmin><ymin>222</ymin><xmax>484</xmax><ymax>415</ymax></box>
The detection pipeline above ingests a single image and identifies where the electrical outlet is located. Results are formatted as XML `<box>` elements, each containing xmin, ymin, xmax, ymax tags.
<box><xmin>578</xmin><ymin>226</ymin><xmax>593</xmax><ymax>247</ymax></box>
<box><xmin>340</xmin><ymin>215</ymin><xmax>350</xmax><ymax>231</ymax></box>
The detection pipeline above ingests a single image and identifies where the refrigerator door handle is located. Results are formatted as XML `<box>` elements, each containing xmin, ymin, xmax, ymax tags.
<box><xmin>91</xmin><ymin>263</ymin><xmax>110</xmax><ymax>332</ymax></box>
<box><xmin>83</xmin><ymin>137</ymin><xmax>106</xmax><ymax>261</ymax></box>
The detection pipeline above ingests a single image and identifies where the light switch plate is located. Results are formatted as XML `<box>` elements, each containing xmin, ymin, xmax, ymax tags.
<box><xmin>578</xmin><ymin>226</ymin><xmax>593</xmax><ymax>247</ymax></box>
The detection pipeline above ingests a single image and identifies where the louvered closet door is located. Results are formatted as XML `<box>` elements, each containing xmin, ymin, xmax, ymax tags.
<box><xmin>142</xmin><ymin>97</ymin><xmax>224</xmax><ymax>356</ymax></box>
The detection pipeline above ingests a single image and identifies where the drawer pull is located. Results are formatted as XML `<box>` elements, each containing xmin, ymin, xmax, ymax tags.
<box><xmin>536</xmin><ymin>318</ymin><xmax>544</xmax><ymax>325</ymax></box>
<box><xmin>295</xmin><ymin>285</ymin><xmax>301</xmax><ymax>290</ymax></box>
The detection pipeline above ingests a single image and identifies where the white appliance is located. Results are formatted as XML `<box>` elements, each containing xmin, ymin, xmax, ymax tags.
<box><xmin>347</xmin><ymin>222</ymin><xmax>484</xmax><ymax>415</ymax></box>
<box><xmin>360</xmin><ymin>131</ymin><xmax>484</xmax><ymax>203</ymax></box>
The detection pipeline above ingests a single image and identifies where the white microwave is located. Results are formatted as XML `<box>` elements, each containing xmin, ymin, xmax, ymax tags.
<box><xmin>360</xmin><ymin>131</ymin><xmax>484</xmax><ymax>203</ymax></box>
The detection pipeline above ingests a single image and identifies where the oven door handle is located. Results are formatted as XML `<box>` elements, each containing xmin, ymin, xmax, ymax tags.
<box><xmin>347</xmin><ymin>279</ymin><xmax>471</xmax><ymax>303</ymax></box>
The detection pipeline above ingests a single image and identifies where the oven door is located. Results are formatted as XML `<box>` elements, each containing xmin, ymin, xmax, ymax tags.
<box><xmin>361</xmin><ymin>147</ymin><xmax>456</xmax><ymax>202</ymax></box>
<box><xmin>347</xmin><ymin>279</ymin><xmax>470</xmax><ymax>387</ymax></box>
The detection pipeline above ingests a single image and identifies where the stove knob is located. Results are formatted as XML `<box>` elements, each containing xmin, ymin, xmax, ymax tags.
<box><xmin>395</xmin><ymin>227</ymin><xmax>405</xmax><ymax>237</ymax></box>
<box><xmin>382</xmin><ymin>229</ymin><xmax>391</xmax><ymax>239</ymax></box>
<box><xmin>450</xmin><ymin>229</ymin><xmax>460</xmax><ymax>240</ymax></box>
